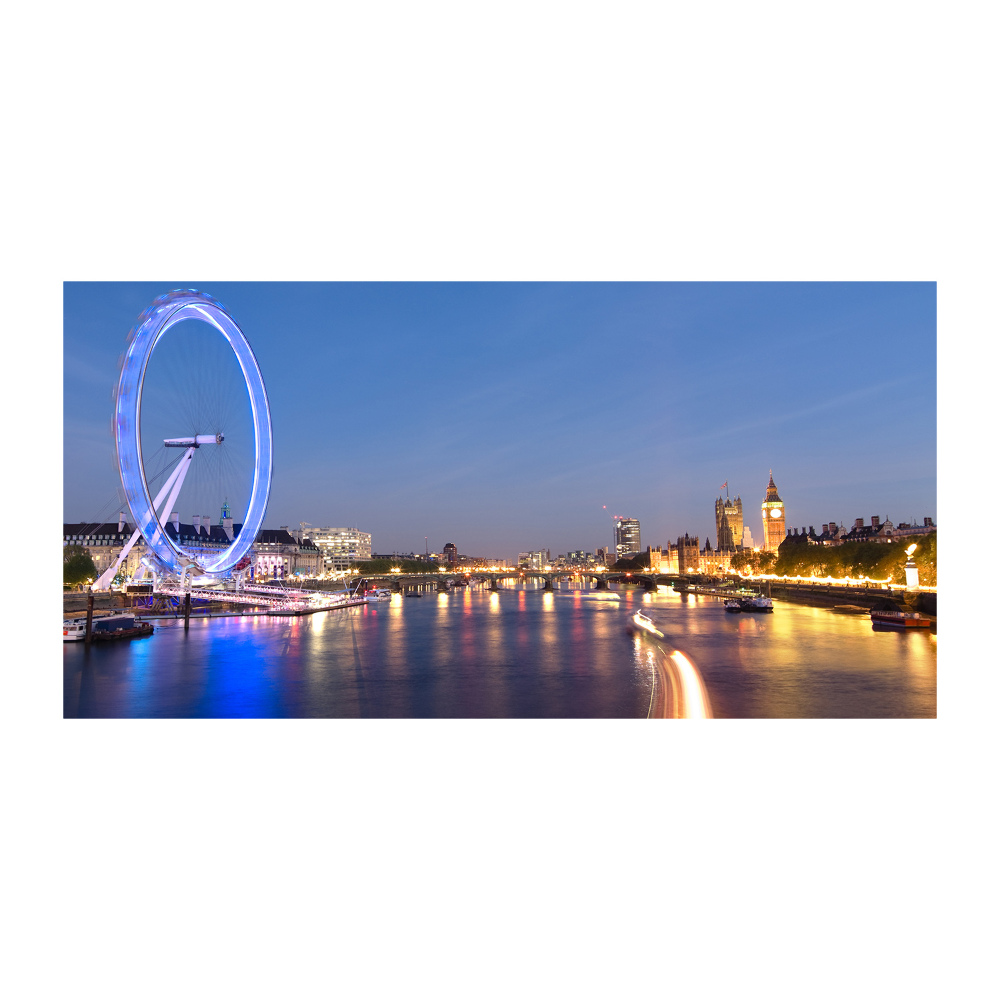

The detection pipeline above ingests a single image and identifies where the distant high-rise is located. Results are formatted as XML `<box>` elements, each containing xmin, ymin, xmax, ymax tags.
<box><xmin>760</xmin><ymin>471</ymin><xmax>786</xmax><ymax>551</ymax></box>
<box><xmin>715</xmin><ymin>493</ymin><xmax>743</xmax><ymax>550</ymax></box>
<box><xmin>614</xmin><ymin>517</ymin><xmax>641</xmax><ymax>559</ymax></box>
<box><xmin>443</xmin><ymin>542</ymin><xmax>458</xmax><ymax>566</ymax></box>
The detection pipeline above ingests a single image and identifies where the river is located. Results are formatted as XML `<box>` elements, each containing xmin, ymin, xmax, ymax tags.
<box><xmin>62</xmin><ymin>584</ymin><xmax>936</xmax><ymax>718</ymax></box>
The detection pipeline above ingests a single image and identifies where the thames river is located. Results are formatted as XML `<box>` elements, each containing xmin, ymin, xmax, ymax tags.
<box><xmin>63</xmin><ymin>584</ymin><xmax>937</xmax><ymax>718</ymax></box>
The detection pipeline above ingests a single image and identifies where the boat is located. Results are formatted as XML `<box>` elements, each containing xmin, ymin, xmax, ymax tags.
<box><xmin>870</xmin><ymin>610</ymin><xmax>931</xmax><ymax>629</ymax></box>
<box><xmin>630</xmin><ymin>611</ymin><xmax>664</xmax><ymax>638</ymax></box>
<box><xmin>365</xmin><ymin>588</ymin><xmax>392</xmax><ymax>602</ymax></box>
<box><xmin>724</xmin><ymin>600</ymin><xmax>743</xmax><ymax>613</ymax></box>
<box><xmin>739</xmin><ymin>596</ymin><xmax>774</xmax><ymax>613</ymax></box>
<box><xmin>63</xmin><ymin>613</ymin><xmax>154</xmax><ymax>642</ymax></box>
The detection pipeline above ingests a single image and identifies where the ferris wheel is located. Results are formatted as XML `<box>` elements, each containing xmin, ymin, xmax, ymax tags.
<box><xmin>95</xmin><ymin>289</ymin><xmax>272</xmax><ymax>587</ymax></box>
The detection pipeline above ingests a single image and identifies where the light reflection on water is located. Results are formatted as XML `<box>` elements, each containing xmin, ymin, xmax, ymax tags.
<box><xmin>63</xmin><ymin>585</ymin><xmax>936</xmax><ymax>719</ymax></box>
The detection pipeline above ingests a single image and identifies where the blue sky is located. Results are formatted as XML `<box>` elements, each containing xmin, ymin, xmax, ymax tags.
<box><xmin>64</xmin><ymin>282</ymin><xmax>936</xmax><ymax>561</ymax></box>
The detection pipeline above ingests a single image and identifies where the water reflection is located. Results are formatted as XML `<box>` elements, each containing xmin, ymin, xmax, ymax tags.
<box><xmin>64</xmin><ymin>587</ymin><xmax>935</xmax><ymax>718</ymax></box>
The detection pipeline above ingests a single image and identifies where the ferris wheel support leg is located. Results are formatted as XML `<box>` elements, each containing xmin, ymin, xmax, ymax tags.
<box><xmin>94</xmin><ymin>525</ymin><xmax>143</xmax><ymax>591</ymax></box>
<box><xmin>95</xmin><ymin>447</ymin><xmax>197</xmax><ymax>591</ymax></box>
<box><xmin>146</xmin><ymin>447</ymin><xmax>197</xmax><ymax>551</ymax></box>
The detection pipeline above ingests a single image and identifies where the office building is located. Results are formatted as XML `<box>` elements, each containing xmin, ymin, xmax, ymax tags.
<box><xmin>614</xmin><ymin>517</ymin><xmax>641</xmax><ymax>559</ymax></box>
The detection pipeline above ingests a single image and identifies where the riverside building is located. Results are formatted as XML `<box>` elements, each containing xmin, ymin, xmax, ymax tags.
<box><xmin>306</xmin><ymin>527</ymin><xmax>373</xmax><ymax>571</ymax></box>
<box><xmin>63</xmin><ymin>511</ymin><xmax>324</xmax><ymax>583</ymax></box>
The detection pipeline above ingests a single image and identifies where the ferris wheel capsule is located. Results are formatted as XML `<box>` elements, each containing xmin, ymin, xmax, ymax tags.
<box><xmin>113</xmin><ymin>289</ymin><xmax>272</xmax><ymax>578</ymax></box>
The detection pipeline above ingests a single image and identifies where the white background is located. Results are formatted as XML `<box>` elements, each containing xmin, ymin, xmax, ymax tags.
<box><xmin>3</xmin><ymin>2</ymin><xmax>990</xmax><ymax>997</ymax></box>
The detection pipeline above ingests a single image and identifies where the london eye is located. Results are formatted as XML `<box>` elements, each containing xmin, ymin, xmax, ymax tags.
<box><xmin>97</xmin><ymin>289</ymin><xmax>272</xmax><ymax>587</ymax></box>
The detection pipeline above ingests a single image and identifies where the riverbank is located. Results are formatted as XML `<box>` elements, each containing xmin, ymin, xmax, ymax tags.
<box><xmin>672</xmin><ymin>578</ymin><xmax>936</xmax><ymax>617</ymax></box>
<box><xmin>766</xmin><ymin>581</ymin><xmax>936</xmax><ymax>616</ymax></box>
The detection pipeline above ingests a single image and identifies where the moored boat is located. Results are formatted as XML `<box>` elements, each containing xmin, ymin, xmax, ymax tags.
<box><xmin>739</xmin><ymin>596</ymin><xmax>774</xmax><ymax>613</ymax></box>
<box><xmin>870</xmin><ymin>610</ymin><xmax>931</xmax><ymax>629</ymax></box>
<box><xmin>63</xmin><ymin>613</ymin><xmax>154</xmax><ymax>642</ymax></box>
<box><xmin>724</xmin><ymin>600</ymin><xmax>742</xmax><ymax>613</ymax></box>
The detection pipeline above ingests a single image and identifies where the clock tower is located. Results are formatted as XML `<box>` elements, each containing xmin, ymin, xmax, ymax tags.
<box><xmin>761</xmin><ymin>470</ymin><xmax>785</xmax><ymax>552</ymax></box>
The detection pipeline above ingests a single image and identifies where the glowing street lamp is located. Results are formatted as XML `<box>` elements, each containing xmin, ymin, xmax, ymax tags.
<box><xmin>904</xmin><ymin>544</ymin><xmax>919</xmax><ymax>590</ymax></box>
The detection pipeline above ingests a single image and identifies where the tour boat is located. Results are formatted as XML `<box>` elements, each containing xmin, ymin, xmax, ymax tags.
<box><xmin>870</xmin><ymin>610</ymin><xmax>931</xmax><ymax>629</ymax></box>
<box><xmin>63</xmin><ymin>613</ymin><xmax>154</xmax><ymax>642</ymax></box>
<box><xmin>724</xmin><ymin>600</ymin><xmax>743</xmax><ymax>613</ymax></box>
<box><xmin>739</xmin><ymin>596</ymin><xmax>774</xmax><ymax>613</ymax></box>
<box><xmin>365</xmin><ymin>588</ymin><xmax>392</xmax><ymax>602</ymax></box>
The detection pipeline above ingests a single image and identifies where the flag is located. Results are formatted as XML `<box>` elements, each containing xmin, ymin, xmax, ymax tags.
<box><xmin>720</xmin><ymin>481</ymin><xmax>727</xmax><ymax>490</ymax></box>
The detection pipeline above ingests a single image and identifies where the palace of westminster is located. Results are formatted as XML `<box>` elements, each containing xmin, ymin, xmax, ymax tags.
<box><xmin>614</xmin><ymin>471</ymin><xmax>935</xmax><ymax>576</ymax></box>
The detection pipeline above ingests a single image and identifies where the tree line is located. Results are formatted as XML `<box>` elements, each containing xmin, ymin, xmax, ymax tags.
<box><xmin>773</xmin><ymin>534</ymin><xmax>936</xmax><ymax>585</ymax></box>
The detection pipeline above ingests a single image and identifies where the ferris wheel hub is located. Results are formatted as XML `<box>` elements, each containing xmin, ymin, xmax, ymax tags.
<box><xmin>163</xmin><ymin>433</ymin><xmax>225</xmax><ymax>447</ymax></box>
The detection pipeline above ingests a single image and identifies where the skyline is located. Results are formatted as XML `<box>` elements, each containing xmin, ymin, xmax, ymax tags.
<box><xmin>64</xmin><ymin>282</ymin><xmax>936</xmax><ymax>561</ymax></box>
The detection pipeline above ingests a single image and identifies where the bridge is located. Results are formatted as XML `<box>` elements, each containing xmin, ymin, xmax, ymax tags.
<box><xmin>348</xmin><ymin>570</ymin><xmax>680</xmax><ymax>593</ymax></box>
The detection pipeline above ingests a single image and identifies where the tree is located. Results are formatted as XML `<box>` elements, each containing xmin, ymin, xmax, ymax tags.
<box><xmin>730</xmin><ymin>551</ymin><xmax>752</xmax><ymax>573</ymax></box>
<box><xmin>731</xmin><ymin>550</ymin><xmax>776</xmax><ymax>574</ymax></box>
<box><xmin>64</xmin><ymin>545</ymin><xmax>97</xmax><ymax>587</ymax></box>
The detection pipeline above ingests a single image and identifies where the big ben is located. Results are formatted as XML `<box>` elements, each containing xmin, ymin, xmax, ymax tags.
<box><xmin>761</xmin><ymin>470</ymin><xmax>785</xmax><ymax>551</ymax></box>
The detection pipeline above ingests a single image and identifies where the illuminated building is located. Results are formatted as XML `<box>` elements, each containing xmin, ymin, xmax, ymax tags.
<box><xmin>307</xmin><ymin>527</ymin><xmax>373</xmax><ymax>571</ymax></box>
<box><xmin>253</xmin><ymin>529</ymin><xmax>323</xmax><ymax>579</ymax></box>
<box><xmin>701</xmin><ymin>539</ymin><xmax>733</xmax><ymax>575</ymax></box>
<box><xmin>518</xmin><ymin>550</ymin><xmax>549</xmax><ymax>570</ymax></box>
<box><xmin>63</xmin><ymin>514</ymin><xmax>147</xmax><ymax>582</ymax></box>
<box><xmin>676</xmin><ymin>534</ymin><xmax>700</xmax><ymax>574</ymax></box>
<box><xmin>760</xmin><ymin>471</ymin><xmax>786</xmax><ymax>552</ymax></box>
<box><xmin>715</xmin><ymin>494</ymin><xmax>743</xmax><ymax>550</ymax></box>
<box><xmin>443</xmin><ymin>542</ymin><xmax>458</xmax><ymax>567</ymax></box>
<box><xmin>614</xmin><ymin>517</ymin><xmax>641</xmax><ymax>559</ymax></box>
<box><xmin>63</xmin><ymin>512</ymin><xmax>323</xmax><ymax>582</ymax></box>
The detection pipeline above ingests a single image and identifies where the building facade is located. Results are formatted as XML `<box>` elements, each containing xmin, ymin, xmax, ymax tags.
<box><xmin>63</xmin><ymin>514</ymin><xmax>147</xmax><ymax>583</ymax></box>
<box><xmin>715</xmin><ymin>495</ymin><xmax>743</xmax><ymax>551</ymax></box>
<box><xmin>64</xmin><ymin>512</ymin><xmax>324</xmax><ymax>585</ymax></box>
<box><xmin>760</xmin><ymin>471</ymin><xmax>786</xmax><ymax>552</ymax></box>
<box><xmin>306</xmin><ymin>527</ymin><xmax>373</xmax><ymax>571</ymax></box>
<box><xmin>253</xmin><ymin>529</ymin><xmax>323</xmax><ymax>579</ymax></box>
<box><xmin>676</xmin><ymin>534</ymin><xmax>700</xmax><ymax>574</ymax></box>
<box><xmin>614</xmin><ymin>517</ymin><xmax>641</xmax><ymax>560</ymax></box>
